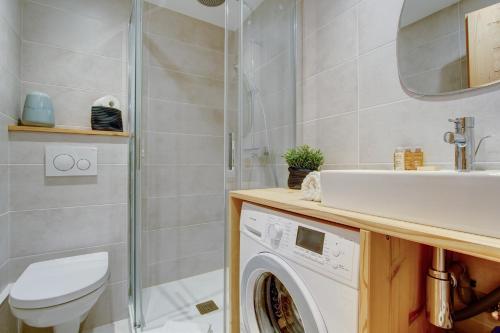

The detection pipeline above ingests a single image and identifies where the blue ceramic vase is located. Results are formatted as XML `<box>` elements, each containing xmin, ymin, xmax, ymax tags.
<box><xmin>21</xmin><ymin>92</ymin><xmax>55</xmax><ymax>127</ymax></box>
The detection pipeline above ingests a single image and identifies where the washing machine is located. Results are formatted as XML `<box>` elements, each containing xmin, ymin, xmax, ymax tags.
<box><xmin>240</xmin><ymin>202</ymin><xmax>360</xmax><ymax>333</ymax></box>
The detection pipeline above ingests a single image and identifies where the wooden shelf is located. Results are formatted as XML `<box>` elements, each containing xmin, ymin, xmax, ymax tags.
<box><xmin>8</xmin><ymin>125</ymin><xmax>129</xmax><ymax>137</ymax></box>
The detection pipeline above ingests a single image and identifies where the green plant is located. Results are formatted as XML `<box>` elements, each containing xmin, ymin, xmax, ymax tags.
<box><xmin>283</xmin><ymin>145</ymin><xmax>324</xmax><ymax>171</ymax></box>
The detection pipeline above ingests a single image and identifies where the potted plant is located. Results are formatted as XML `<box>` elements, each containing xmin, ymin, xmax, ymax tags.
<box><xmin>283</xmin><ymin>145</ymin><xmax>324</xmax><ymax>189</ymax></box>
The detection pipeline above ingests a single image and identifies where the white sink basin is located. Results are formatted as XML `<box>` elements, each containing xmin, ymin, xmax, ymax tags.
<box><xmin>321</xmin><ymin>170</ymin><xmax>500</xmax><ymax>238</ymax></box>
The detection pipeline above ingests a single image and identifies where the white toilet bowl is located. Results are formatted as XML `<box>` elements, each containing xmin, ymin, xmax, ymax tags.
<box><xmin>9</xmin><ymin>252</ymin><xmax>109</xmax><ymax>333</ymax></box>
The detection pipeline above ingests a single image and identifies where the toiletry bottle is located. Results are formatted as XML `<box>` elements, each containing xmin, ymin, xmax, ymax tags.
<box><xmin>394</xmin><ymin>147</ymin><xmax>405</xmax><ymax>171</ymax></box>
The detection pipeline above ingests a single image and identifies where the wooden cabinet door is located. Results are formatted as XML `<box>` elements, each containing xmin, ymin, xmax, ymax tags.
<box><xmin>466</xmin><ymin>3</ymin><xmax>500</xmax><ymax>88</ymax></box>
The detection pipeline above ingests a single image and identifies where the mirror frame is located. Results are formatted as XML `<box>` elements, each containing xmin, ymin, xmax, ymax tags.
<box><xmin>396</xmin><ymin>0</ymin><xmax>500</xmax><ymax>97</ymax></box>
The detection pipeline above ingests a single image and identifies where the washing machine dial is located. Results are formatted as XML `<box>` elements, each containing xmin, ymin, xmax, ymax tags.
<box><xmin>330</xmin><ymin>241</ymin><xmax>343</xmax><ymax>258</ymax></box>
<box><xmin>268</xmin><ymin>223</ymin><xmax>284</xmax><ymax>248</ymax></box>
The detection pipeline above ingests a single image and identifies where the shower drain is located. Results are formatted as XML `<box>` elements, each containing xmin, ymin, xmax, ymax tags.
<box><xmin>196</xmin><ymin>300</ymin><xmax>219</xmax><ymax>315</ymax></box>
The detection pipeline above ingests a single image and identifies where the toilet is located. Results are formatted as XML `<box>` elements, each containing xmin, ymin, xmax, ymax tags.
<box><xmin>9</xmin><ymin>252</ymin><xmax>109</xmax><ymax>333</ymax></box>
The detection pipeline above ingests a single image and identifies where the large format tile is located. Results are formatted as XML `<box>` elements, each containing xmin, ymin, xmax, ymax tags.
<box><xmin>359</xmin><ymin>42</ymin><xmax>408</xmax><ymax>109</ymax></box>
<box><xmin>81</xmin><ymin>281</ymin><xmax>128</xmax><ymax>330</ymax></box>
<box><xmin>146</xmin><ymin>222</ymin><xmax>224</xmax><ymax>264</ymax></box>
<box><xmin>0</xmin><ymin>13</ymin><xmax>21</xmax><ymax>78</ymax></box>
<box><xmin>0</xmin><ymin>0</ymin><xmax>21</xmax><ymax>35</ymax></box>
<box><xmin>0</xmin><ymin>113</ymin><xmax>12</xmax><ymax>164</ymax></box>
<box><xmin>147</xmin><ymin>249</ymin><xmax>224</xmax><ymax>286</ymax></box>
<box><xmin>9</xmin><ymin>132</ymin><xmax>128</xmax><ymax>165</ymax></box>
<box><xmin>145</xmin><ymin>99</ymin><xmax>223</xmax><ymax>135</ymax></box>
<box><xmin>148</xmin><ymin>67</ymin><xmax>224</xmax><ymax>108</ymax></box>
<box><xmin>145</xmin><ymin>132</ymin><xmax>223</xmax><ymax>165</ymax></box>
<box><xmin>302</xmin><ymin>112</ymin><xmax>358</xmax><ymax>166</ymax></box>
<box><xmin>359</xmin><ymin>98</ymin><xmax>458</xmax><ymax>164</ymax></box>
<box><xmin>23</xmin><ymin>1</ymin><xmax>124</xmax><ymax>59</ymax></box>
<box><xmin>10</xmin><ymin>165</ymin><xmax>127</xmax><ymax>210</ymax></box>
<box><xmin>0</xmin><ymin>67</ymin><xmax>20</xmax><ymax>120</ymax></box>
<box><xmin>0</xmin><ymin>166</ymin><xmax>8</xmax><ymax>214</ymax></box>
<box><xmin>303</xmin><ymin>0</ymin><xmax>359</xmax><ymax>38</ymax></box>
<box><xmin>303</xmin><ymin>8</ymin><xmax>357</xmax><ymax>79</ymax></box>
<box><xmin>10</xmin><ymin>204</ymin><xmax>127</xmax><ymax>257</ymax></box>
<box><xmin>0</xmin><ymin>213</ymin><xmax>8</xmax><ymax>266</ymax></box>
<box><xmin>145</xmin><ymin>165</ymin><xmax>223</xmax><ymax>198</ymax></box>
<box><xmin>9</xmin><ymin>242</ymin><xmax>127</xmax><ymax>283</ymax></box>
<box><xmin>303</xmin><ymin>60</ymin><xmax>358</xmax><ymax>121</ymax></box>
<box><xmin>358</xmin><ymin>0</ymin><xmax>403</xmax><ymax>55</ymax></box>
<box><xmin>144</xmin><ymin>194</ymin><xmax>224</xmax><ymax>231</ymax></box>
<box><xmin>22</xmin><ymin>42</ymin><xmax>122</xmax><ymax>94</ymax></box>
<box><xmin>145</xmin><ymin>4</ymin><xmax>224</xmax><ymax>52</ymax></box>
<box><xmin>28</xmin><ymin>0</ymin><xmax>131</xmax><ymax>24</ymax></box>
<box><xmin>145</xmin><ymin>32</ymin><xmax>224</xmax><ymax>80</ymax></box>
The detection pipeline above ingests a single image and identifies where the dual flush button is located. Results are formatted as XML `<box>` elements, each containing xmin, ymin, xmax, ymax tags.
<box><xmin>46</xmin><ymin>146</ymin><xmax>97</xmax><ymax>176</ymax></box>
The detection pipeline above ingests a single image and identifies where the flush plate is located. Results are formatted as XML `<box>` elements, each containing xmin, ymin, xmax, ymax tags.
<box><xmin>45</xmin><ymin>146</ymin><xmax>97</xmax><ymax>176</ymax></box>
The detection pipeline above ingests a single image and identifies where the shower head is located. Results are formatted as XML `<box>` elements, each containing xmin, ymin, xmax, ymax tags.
<box><xmin>197</xmin><ymin>0</ymin><xmax>225</xmax><ymax>7</ymax></box>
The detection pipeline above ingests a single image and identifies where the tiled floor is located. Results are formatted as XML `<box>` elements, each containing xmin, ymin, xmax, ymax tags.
<box><xmin>86</xmin><ymin>269</ymin><xmax>224</xmax><ymax>333</ymax></box>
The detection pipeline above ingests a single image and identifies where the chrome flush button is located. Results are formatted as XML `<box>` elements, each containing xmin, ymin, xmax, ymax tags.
<box><xmin>77</xmin><ymin>159</ymin><xmax>91</xmax><ymax>170</ymax></box>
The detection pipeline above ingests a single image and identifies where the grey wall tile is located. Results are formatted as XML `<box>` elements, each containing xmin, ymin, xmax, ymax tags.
<box><xmin>145</xmin><ymin>32</ymin><xmax>224</xmax><ymax>80</ymax></box>
<box><xmin>303</xmin><ymin>60</ymin><xmax>357</xmax><ymax>121</ymax></box>
<box><xmin>358</xmin><ymin>0</ymin><xmax>403</xmax><ymax>55</ymax></box>
<box><xmin>0</xmin><ymin>68</ymin><xmax>20</xmax><ymax>120</ymax></box>
<box><xmin>10</xmin><ymin>204</ymin><xmax>127</xmax><ymax>257</ymax></box>
<box><xmin>10</xmin><ymin>165</ymin><xmax>127</xmax><ymax>211</ymax></box>
<box><xmin>23</xmin><ymin>1</ymin><xmax>124</xmax><ymax>59</ymax></box>
<box><xmin>81</xmin><ymin>281</ymin><xmax>128</xmax><ymax>330</ymax></box>
<box><xmin>146</xmin><ymin>222</ymin><xmax>224</xmax><ymax>264</ymax></box>
<box><xmin>0</xmin><ymin>166</ymin><xmax>8</xmax><ymax>214</ymax></box>
<box><xmin>0</xmin><ymin>214</ymin><xmax>8</xmax><ymax>266</ymax></box>
<box><xmin>144</xmin><ymin>194</ymin><xmax>224</xmax><ymax>231</ymax></box>
<box><xmin>9</xmin><ymin>133</ymin><xmax>128</xmax><ymax>165</ymax></box>
<box><xmin>148</xmin><ymin>67</ymin><xmax>224</xmax><ymax>108</ymax></box>
<box><xmin>303</xmin><ymin>0</ymin><xmax>359</xmax><ymax>38</ymax></box>
<box><xmin>145</xmin><ymin>132</ymin><xmax>223</xmax><ymax>165</ymax></box>
<box><xmin>22</xmin><ymin>42</ymin><xmax>122</xmax><ymax>93</ymax></box>
<box><xmin>303</xmin><ymin>8</ymin><xmax>357</xmax><ymax>79</ymax></box>
<box><xmin>0</xmin><ymin>14</ymin><xmax>21</xmax><ymax>78</ymax></box>
<box><xmin>359</xmin><ymin>42</ymin><xmax>408</xmax><ymax>109</ymax></box>
<box><xmin>147</xmin><ymin>249</ymin><xmax>224</xmax><ymax>287</ymax></box>
<box><xmin>0</xmin><ymin>0</ymin><xmax>21</xmax><ymax>35</ymax></box>
<box><xmin>302</xmin><ymin>112</ymin><xmax>358</xmax><ymax>165</ymax></box>
<box><xmin>145</xmin><ymin>165</ymin><xmax>223</xmax><ymax>198</ymax></box>
<box><xmin>359</xmin><ymin>99</ymin><xmax>459</xmax><ymax>164</ymax></box>
<box><xmin>145</xmin><ymin>99</ymin><xmax>223</xmax><ymax>136</ymax></box>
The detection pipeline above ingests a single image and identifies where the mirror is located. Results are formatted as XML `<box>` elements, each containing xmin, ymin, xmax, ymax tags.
<box><xmin>397</xmin><ymin>0</ymin><xmax>500</xmax><ymax>95</ymax></box>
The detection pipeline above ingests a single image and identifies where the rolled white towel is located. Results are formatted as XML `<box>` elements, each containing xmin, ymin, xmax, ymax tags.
<box><xmin>92</xmin><ymin>95</ymin><xmax>120</xmax><ymax>109</ymax></box>
<box><xmin>301</xmin><ymin>171</ymin><xmax>321</xmax><ymax>202</ymax></box>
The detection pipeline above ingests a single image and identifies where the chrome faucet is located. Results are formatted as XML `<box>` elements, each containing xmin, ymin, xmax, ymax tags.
<box><xmin>443</xmin><ymin>117</ymin><xmax>490</xmax><ymax>172</ymax></box>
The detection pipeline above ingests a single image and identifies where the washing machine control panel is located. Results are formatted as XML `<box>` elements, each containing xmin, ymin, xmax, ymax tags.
<box><xmin>242</xmin><ymin>203</ymin><xmax>360</xmax><ymax>287</ymax></box>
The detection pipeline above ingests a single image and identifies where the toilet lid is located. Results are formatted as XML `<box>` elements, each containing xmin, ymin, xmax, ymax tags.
<box><xmin>10</xmin><ymin>252</ymin><xmax>109</xmax><ymax>309</ymax></box>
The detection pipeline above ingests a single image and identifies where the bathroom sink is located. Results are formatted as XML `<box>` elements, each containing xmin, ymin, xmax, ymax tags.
<box><xmin>321</xmin><ymin>170</ymin><xmax>500</xmax><ymax>238</ymax></box>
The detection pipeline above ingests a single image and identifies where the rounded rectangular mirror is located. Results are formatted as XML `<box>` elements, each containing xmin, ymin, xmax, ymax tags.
<box><xmin>397</xmin><ymin>0</ymin><xmax>500</xmax><ymax>96</ymax></box>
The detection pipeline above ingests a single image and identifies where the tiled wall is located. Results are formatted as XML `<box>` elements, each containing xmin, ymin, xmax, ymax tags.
<box><xmin>300</xmin><ymin>0</ymin><xmax>500</xmax><ymax>171</ymax></box>
<box><xmin>3</xmin><ymin>0</ymin><xmax>131</xmax><ymax>330</ymax></box>
<box><xmin>141</xmin><ymin>4</ymin><xmax>225</xmax><ymax>287</ymax></box>
<box><xmin>0</xmin><ymin>0</ymin><xmax>21</xmax><ymax>330</ymax></box>
<box><xmin>240</xmin><ymin>0</ymin><xmax>297</xmax><ymax>189</ymax></box>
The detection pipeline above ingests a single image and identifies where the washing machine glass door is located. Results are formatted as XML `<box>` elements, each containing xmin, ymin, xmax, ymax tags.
<box><xmin>241</xmin><ymin>253</ymin><xmax>327</xmax><ymax>333</ymax></box>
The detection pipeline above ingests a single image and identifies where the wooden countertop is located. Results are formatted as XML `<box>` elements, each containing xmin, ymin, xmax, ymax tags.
<box><xmin>230</xmin><ymin>188</ymin><xmax>500</xmax><ymax>262</ymax></box>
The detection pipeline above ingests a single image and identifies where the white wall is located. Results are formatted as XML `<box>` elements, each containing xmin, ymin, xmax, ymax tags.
<box><xmin>300</xmin><ymin>0</ymin><xmax>500</xmax><ymax>171</ymax></box>
<box><xmin>0</xmin><ymin>0</ymin><xmax>21</xmax><ymax>330</ymax></box>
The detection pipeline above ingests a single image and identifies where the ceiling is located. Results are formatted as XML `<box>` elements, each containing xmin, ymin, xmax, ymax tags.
<box><xmin>146</xmin><ymin>0</ymin><xmax>264</xmax><ymax>30</ymax></box>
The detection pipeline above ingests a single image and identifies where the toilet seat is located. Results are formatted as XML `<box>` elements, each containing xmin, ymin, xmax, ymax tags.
<box><xmin>10</xmin><ymin>252</ymin><xmax>109</xmax><ymax>309</ymax></box>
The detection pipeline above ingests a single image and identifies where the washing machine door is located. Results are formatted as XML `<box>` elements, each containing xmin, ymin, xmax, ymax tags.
<box><xmin>241</xmin><ymin>252</ymin><xmax>328</xmax><ymax>333</ymax></box>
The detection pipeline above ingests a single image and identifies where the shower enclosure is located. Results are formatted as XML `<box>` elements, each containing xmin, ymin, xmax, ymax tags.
<box><xmin>128</xmin><ymin>0</ymin><xmax>299</xmax><ymax>331</ymax></box>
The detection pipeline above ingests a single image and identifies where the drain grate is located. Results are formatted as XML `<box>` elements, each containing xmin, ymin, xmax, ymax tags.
<box><xmin>196</xmin><ymin>300</ymin><xmax>219</xmax><ymax>315</ymax></box>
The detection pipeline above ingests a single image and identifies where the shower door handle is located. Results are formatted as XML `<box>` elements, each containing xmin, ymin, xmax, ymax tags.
<box><xmin>228</xmin><ymin>132</ymin><xmax>235</xmax><ymax>171</ymax></box>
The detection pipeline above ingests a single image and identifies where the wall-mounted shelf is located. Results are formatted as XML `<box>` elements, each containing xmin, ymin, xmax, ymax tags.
<box><xmin>8</xmin><ymin>125</ymin><xmax>129</xmax><ymax>137</ymax></box>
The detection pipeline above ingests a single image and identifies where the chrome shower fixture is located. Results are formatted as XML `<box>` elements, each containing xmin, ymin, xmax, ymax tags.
<box><xmin>197</xmin><ymin>0</ymin><xmax>225</xmax><ymax>7</ymax></box>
